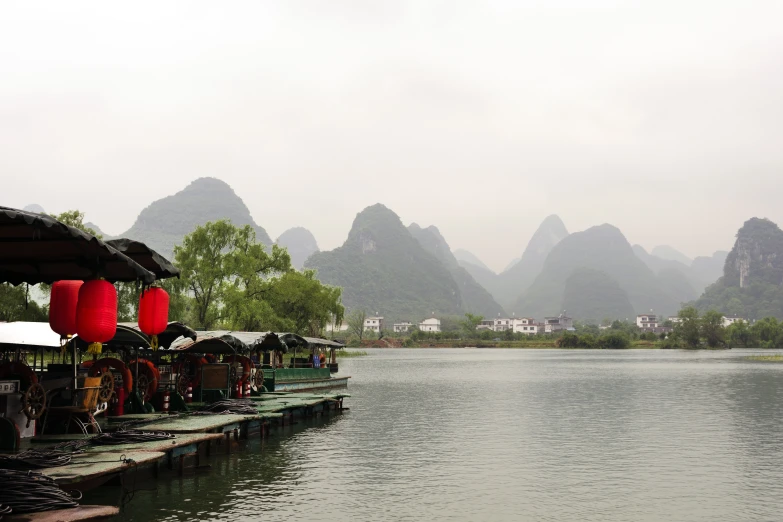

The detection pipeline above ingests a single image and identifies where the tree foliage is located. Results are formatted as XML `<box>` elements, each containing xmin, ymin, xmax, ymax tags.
<box><xmin>675</xmin><ymin>306</ymin><xmax>701</xmax><ymax>348</ymax></box>
<box><xmin>171</xmin><ymin>220</ymin><xmax>343</xmax><ymax>334</ymax></box>
<box><xmin>346</xmin><ymin>309</ymin><xmax>367</xmax><ymax>341</ymax></box>
<box><xmin>701</xmin><ymin>310</ymin><xmax>726</xmax><ymax>348</ymax></box>
<box><xmin>0</xmin><ymin>284</ymin><xmax>47</xmax><ymax>322</ymax></box>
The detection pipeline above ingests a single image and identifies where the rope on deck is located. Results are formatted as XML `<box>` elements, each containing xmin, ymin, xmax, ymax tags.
<box><xmin>0</xmin><ymin>449</ymin><xmax>80</xmax><ymax>470</ymax></box>
<box><xmin>0</xmin><ymin>469</ymin><xmax>81</xmax><ymax>516</ymax></box>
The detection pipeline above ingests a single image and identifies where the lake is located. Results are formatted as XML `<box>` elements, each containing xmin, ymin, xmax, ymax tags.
<box><xmin>102</xmin><ymin>348</ymin><xmax>783</xmax><ymax>521</ymax></box>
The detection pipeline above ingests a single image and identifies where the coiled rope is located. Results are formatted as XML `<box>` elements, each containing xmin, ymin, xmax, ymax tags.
<box><xmin>195</xmin><ymin>399</ymin><xmax>258</xmax><ymax>415</ymax></box>
<box><xmin>0</xmin><ymin>469</ymin><xmax>81</xmax><ymax>516</ymax></box>
<box><xmin>0</xmin><ymin>449</ymin><xmax>81</xmax><ymax>470</ymax></box>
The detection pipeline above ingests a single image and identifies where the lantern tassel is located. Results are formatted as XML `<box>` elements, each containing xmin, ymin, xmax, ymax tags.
<box><xmin>150</xmin><ymin>334</ymin><xmax>159</xmax><ymax>351</ymax></box>
<box><xmin>87</xmin><ymin>342</ymin><xmax>103</xmax><ymax>355</ymax></box>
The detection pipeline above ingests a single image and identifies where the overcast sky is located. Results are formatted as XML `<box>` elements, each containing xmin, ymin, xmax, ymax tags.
<box><xmin>2</xmin><ymin>1</ymin><xmax>782</xmax><ymax>272</ymax></box>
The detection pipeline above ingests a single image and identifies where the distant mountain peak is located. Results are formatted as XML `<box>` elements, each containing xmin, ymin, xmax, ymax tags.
<box><xmin>276</xmin><ymin>227</ymin><xmax>319</xmax><ymax>269</ymax></box>
<box><xmin>692</xmin><ymin>218</ymin><xmax>783</xmax><ymax>318</ymax></box>
<box><xmin>306</xmin><ymin>204</ymin><xmax>466</xmax><ymax>324</ymax></box>
<box><xmin>120</xmin><ymin>177</ymin><xmax>272</xmax><ymax>258</ymax></box>
<box><xmin>651</xmin><ymin>245</ymin><xmax>692</xmax><ymax>265</ymax></box>
<box><xmin>23</xmin><ymin>204</ymin><xmax>45</xmax><ymax>214</ymax></box>
<box><xmin>453</xmin><ymin>249</ymin><xmax>492</xmax><ymax>272</ymax></box>
<box><xmin>515</xmin><ymin>223</ymin><xmax>681</xmax><ymax>320</ymax></box>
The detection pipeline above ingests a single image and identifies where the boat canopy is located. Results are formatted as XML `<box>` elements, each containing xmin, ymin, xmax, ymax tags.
<box><xmin>73</xmin><ymin>322</ymin><xmax>197</xmax><ymax>351</ymax></box>
<box><xmin>0</xmin><ymin>321</ymin><xmax>62</xmax><ymax>351</ymax></box>
<box><xmin>301</xmin><ymin>336</ymin><xmax>345</xmax><ymax>349</ymax></box>
<box><xmin>168</xmin><ymin>335</ymin><xmax>237</xmax><ymax>355</ymax></box>
<box><xmin>0</xmin><ymin>206</ymin><xmax>157</xmax><ymax>285</ymax></box>
<box><xmin>106</xmin><ymin>238</ymin><xmax>180</xmax><ymax>280</ymax></box>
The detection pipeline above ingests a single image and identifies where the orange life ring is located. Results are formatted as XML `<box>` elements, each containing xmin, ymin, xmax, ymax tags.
<box><xmin>174</xmin><ymin>354</ymin><xmax>207</xmax><ymax>388</ymax></box>
<box><xmin>0</xmin><ymin>361</ymin><xmax>38</xmax><ymax>389</ymax></box>
<box><xmin>89</xmin><ymin>358</ymin><xmax>133</xmax><ymax>396</ymax></box>
<box><xmin>128</xmin><ymin>358</ymin><xmax>159</xmax><ymax>401</ymax></box>
<box><xmin>222</xmin><ymin>355</ymin><xmax>253</xmax><ymax>384</ymax></box>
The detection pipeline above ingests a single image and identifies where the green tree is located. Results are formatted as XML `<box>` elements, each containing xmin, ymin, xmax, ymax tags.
<box><xmin>598</xmin><ymin>331</ymin><xmax>630</xmax><ymax>349</ymax></box>
<box><xmin>459</xmin><ymin>313</ymin><xmax>483</xmax><ymax>337</ymax></box>
<box><xmin>726</xmin><ymin>320</ymin><xmax>752</xmax><ymax>347</ymax></box>
<box><xmin>52</xmin><ymin>210</ymin><xmax>99</xmax><ymax>237</ymax></box>
<box><xmin>260</xmin><ymin>270</ymin><xmax>344</xmax><ymax>336</ymax></box>
<box><xmin>751</xmin><ymin>317</ymin><xmax>783</xmax><ymax>348</ymax></box>
<box><xmin>0</xmin><ymin>284</ymin><xmax>47</xmax><ymax>322</ymax></box>
<box><xmin>346</xmin><ymin>309</ymin><xmax>367</xmax><ymax>341</ymax></box>
<box><xmin>675</xmin><ymin>306</ymin><xmax>701</xmax><ymax>348</ymax></box>
<box><xmin>700</xmin><ymin>310</ymin><xmax>726</xmax><ymax>348</ymax></box>
<box><xmin>172</xmin><ymin>220</ymin><xmax>243</xmax><ymax>329</ymax></box>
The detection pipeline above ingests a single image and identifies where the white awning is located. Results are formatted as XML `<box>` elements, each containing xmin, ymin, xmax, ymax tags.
<box><xmin>0</xmin><ymin>321</ymin><xmax>62</xmax><ymax>349</ymax></box>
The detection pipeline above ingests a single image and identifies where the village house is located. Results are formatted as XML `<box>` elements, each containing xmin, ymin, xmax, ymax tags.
<box><xmin>493</xmin><ymin>317</ymin><xmax>513</xmax><ymax>332</ymax></box>
<box><xmin>477</xmin><ymin>320</ymin><xmax>495</xmax><ymax>331</ymax></box>
<box><xmin>363</xmin><ymin>316</ymin><xmax>384</xmax><ymax>333</ymax></box>
<box><xmin>419</xmin><ymin>317</ymin><xmax>441</xmax><ymax>333</ymax></box>
<box><xmin>722</xmin><ymin>316</ymin><xmax>747</xmax><ymax>328</ymax></box>
<box><xmin>544</xmin><ymin>315</ymin><xmax>574</xmax><ymax>333</ymax></box>
<box><xmin>326</xmin><ymin>321</ymin><xmax>349</xmax><ymax>334</ymax></box>
<box><xmin>393</xmin><ymin>322</ymin><xmax>414</xmax><ymax>333</ymax></box>
<box><xmin>512</xmin><ymin>317</ymin><xmax>539</xmax><ymax>335</ymax></box>
<box><xmin>636</xmin><ymin>314</ymin><xmax>658</xmax><ymax>329</ymax></box>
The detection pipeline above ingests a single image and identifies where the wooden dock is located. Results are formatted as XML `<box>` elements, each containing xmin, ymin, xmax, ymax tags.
<box><xmin>2</xmin><ymin>391</ymin><xmax>350</xmax><ymax>518</ymax></box>
<box><xmin>5</xmin><ymin>505</ymin><xmax>119</xmax><ymax>521</ymax></box>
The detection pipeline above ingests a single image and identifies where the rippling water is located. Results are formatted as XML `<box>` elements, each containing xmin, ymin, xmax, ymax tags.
<box><xmin>103</xmin><ymin>349</ymin><xmax>783</xmax><ymax>521</ymax></box>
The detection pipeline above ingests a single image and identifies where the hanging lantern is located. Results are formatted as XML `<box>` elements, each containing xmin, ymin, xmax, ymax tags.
<box><xmin>138</xmin><ymin>286</ymin><xmax>169</xmax><ymax>350</ymax></box>
<box><xmin>76</xmin><ymin>280</ymin><xmax>117</xmax><ymax>354</ymax></box>
<box><xmin>49</xmin><ymin>280</ymin><xmax>83</xmax><ymax>339</ymax></box>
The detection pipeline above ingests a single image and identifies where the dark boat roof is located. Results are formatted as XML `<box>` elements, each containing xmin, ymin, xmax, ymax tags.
<box><xmin>0</xmin><ymin>206</ymin><xmax>157</xmax><ymax>285</ymax></box>
<box><xmin>106</xmin><ymin>238</ymin><xmax>180</xmax><ymax>279</ymax></box>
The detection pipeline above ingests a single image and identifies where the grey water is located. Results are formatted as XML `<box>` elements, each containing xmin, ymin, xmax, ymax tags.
<box><xmin>105</xmin><ymin>348</ymin><xmax>783</xmax><ymax>521</ymax></box>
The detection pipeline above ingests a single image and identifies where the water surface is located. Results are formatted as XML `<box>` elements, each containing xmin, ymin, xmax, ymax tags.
<box><xmin>103</xmin><ymin>348</ymin><xmax>783</xmax><ymax>521</ymax></box>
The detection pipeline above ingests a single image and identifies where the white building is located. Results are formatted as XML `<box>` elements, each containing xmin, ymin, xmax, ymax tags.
<box><xmin>493</xmin><ymin>318</ymin><xmax>513</xmax><ymax>332</ymax></box>
<box><xmin>364</xmin><ymin>316</ymin><xmax>384</xmax><ymax>333</ymax></box>
<box><xmin>325</xmin><ymin>321</ymin><xmax>349</xmax><ymax>334</ymax></box>
<box><xmin>637</xmin><ymin>314</ymin><xmax>658</xmax><ymax>329</ymax></box>
<box><xmin>668</xmin><ymin>316</ymin><xmax>682</xmax><ymax>324</ymax></box>
<box><xmin>393</xmin><ymin>322</ymin><xmax>414</xmax><ymax>333</ymax></box>
<box><xmin>512</xmin><ymin>318</ymin><xmax>539</xmax><ymax>335</ymax></box>
<box><xmin>544</xmin><ymin>316</ymin><xmax>574</xmax><ymax>333</ymax></box>
<box><xmin>722</xmin><ymin>316</ymin><xmax>747</xmax><ymax>328</ymax></box>
<box><xmin>477</xmin><ymin>320</ymin><xmax>494</xmax><ymax>331</ymax></box>
<box><xmin>419</xmin><ymin>317</ymin><xmax>441</xmax><ymax>333</ymax></box>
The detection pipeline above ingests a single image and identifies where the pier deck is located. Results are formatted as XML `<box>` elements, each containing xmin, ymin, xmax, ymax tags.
<box><xmin>5</xmin><ymin>505</ymin><xmax>119</xmax><ymax>521</ymax></box>
<box><xmin>41</xmin><ymin>450</ymin><xmax>165</xmax><ymax>487</ymax></box>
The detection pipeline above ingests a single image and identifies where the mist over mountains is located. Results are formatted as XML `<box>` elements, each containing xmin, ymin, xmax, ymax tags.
<box><xmin>20</xmin><ymin>176</ymin><xmax>744</xmax><ymax>323</ymax></box>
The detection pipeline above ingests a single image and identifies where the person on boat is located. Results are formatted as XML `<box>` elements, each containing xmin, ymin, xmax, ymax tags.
<box><xmin>319</xmin><ymin>351</ymin><xmax>326</xmax><ymax>367</ymax></box>
<box><xmin>312</xmin><ymin>351</ymin><xmax>320</xmax><ymax>368</ymax></box>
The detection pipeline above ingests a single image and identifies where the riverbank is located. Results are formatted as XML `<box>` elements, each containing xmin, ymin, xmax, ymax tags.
<box><xmin>353</xmin><ymin>339</ymin><xmax>661</xmax><ymax>349</ymax></box>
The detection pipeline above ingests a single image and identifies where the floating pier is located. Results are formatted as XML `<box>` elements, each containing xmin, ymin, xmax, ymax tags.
<box><xmin>5</xmin><ymin>391</ymin><xmax>350</xmax><ymax>503</ymax></box>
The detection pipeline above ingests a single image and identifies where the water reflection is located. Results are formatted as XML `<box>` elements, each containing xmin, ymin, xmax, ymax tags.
<box><xmin>97</xmin><ymin>349</ymin><xmax>783</xmax><ymax>521</ymax></box>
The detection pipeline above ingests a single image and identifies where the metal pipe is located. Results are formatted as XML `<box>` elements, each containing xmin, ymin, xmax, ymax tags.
<box><xmin>71</xmin><ymin>341</ymin><xmax>77</xmax><ymax>406</ymax></box>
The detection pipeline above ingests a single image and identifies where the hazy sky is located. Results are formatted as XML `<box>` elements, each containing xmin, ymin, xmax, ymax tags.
<box><xmin>2</xmin><ymin>1</ymin><xmax>782</xmax><ymax>272</ymax></box>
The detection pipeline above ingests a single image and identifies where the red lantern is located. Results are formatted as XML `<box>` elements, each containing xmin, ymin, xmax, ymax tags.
<box><xmin>49</xmin><ymin>280</ymin><xmax>83</xmax><ymax>339</ymax></box>
<box><xmin>76</xmin><ymin>280</ymin><xmax>117</xmax><ymax>354</ymax></box>
<box><xmin>138</xmin><ymin>286</ymin><xmax>169</xmax><ymax>350</ymax></box>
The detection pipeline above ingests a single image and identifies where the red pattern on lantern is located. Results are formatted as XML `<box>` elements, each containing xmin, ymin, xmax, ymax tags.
<box><xmin>138</xmin><ymin>287</ymin><xmax>169</xmax><ymax>337</ymax></box>
<box><xmin>49</xmin><ymin>280</ymin><xmax>83</xmax><ymax>338</ymax></box>
<box><xmin>76</xmin><ymin>280</ymin><xmax>117</xmax><ymax>345</ymax></box>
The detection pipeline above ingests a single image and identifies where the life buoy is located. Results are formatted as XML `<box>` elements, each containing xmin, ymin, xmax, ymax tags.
<box><xmin>174</xmin><ymin>354</ymin><xmax>207</xmax><ymax>388</ymax></box>
<box><xmin>89</xmin><ymin>358</ymin><xmax>133</xmax><ymax>396</ymax></box>
<box><xmin>222</xmin><ymin>355</ymin><xmax>253</xmax><ymax>384</ymax></box>
<box><xmin>0</xmin><ymin>361</ymin><xmax>38</xmax><ymax>390</ymax></box>
<box><xmin>128</xmin><ymin>358</ymin><xmax>159</xmax><ymax>402</ymax></box>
